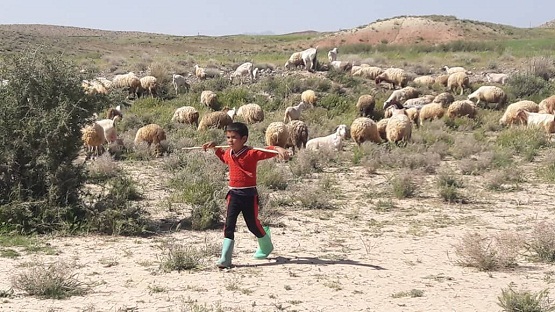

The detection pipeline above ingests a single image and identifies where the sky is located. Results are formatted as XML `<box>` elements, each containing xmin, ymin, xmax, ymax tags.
<box><xmin>0</xmin><ymin>0</ymin><xmax>553</xmax><ymax>36</ymax></box>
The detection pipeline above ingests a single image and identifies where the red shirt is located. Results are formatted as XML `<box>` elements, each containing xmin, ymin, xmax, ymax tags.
<box><xmin>215</xmin><ymin>146</ymin><xmax>277</xmax><ymax>188</ymax></box>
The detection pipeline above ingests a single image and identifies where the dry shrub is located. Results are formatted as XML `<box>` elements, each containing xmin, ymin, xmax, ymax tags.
<box><xmin>386</xmin><ymin>145</ymin><xmax>442</xmax><ymax>173</ymax></box>
<box><xmin>528</xmin><ymin>56</ymin><xmax>555</xmax><ymax>80</ymax></box>
<box><xmin>458</xmin><ymin>149</ymin><xmax>513</xmax><ymax>175</ymax></box>
<box><xmin>526</xmin><ymin>222</ymin><xmax>555</xmax><ymax>263</ymax></box>
<box><xmin>484</xmin><ymin>168</ymin><xmax>523</xmax><ymax>191</ymax></box>
<box><xmin>158</xmin><ymin>240</ymin><xmax>216</xmax><ymax>272</ymax></box>
<box><xmin>12</xmin><ymin>260</ymin><xmax>88</xmax><ymax>299</ymax></box>
<box><xmin>449</xmin><ymin>135</ymin><xmax>487</xmax><ymax>160</ymax></box>
<box><xmin>454</xmin><ymin>231</ymin><xmax>522</xmax><ymax>271</ymax></box>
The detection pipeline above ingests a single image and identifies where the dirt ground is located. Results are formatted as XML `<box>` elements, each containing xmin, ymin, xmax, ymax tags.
<box><xmin>1</xmin><ymin>154</ymin><xmax>554</xmax><ymax>312</ymax></box>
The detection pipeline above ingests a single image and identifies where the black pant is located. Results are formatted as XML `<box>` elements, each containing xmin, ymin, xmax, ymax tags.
<box><xmin>224</xmin><ymin>190</ymin><xmax>266</xmax><ymax>240</ymax></box>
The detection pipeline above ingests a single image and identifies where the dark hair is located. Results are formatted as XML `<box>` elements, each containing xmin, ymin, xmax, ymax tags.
<box><xmin>225</xmin><ymin>122</ymin><xmax>249</xmax><ymax>137</ymax></box>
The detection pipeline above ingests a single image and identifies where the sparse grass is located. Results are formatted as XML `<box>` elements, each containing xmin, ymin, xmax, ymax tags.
<box><xmin>391</xmin><ymin>289</ymin><xmax>425</xmax><ymax>298</ymax></box>
<box><xmin>497</xmin><ymin>284</ymin><xmax>555</xmax><ymax>312</ymax></box>
<box><xmin>11</xmin><ymin>260</ymin><xmax>88</xmax><ymax>299</ymax></box>
<box><xmin>454</xmin><ymin>231</ymin><xmax>522</xmax><ymax>271</ymax></box>
<box><xmin>496</xmin><ymin>127</ymin><xmax>549</xmax><ymax>161</ymax></box>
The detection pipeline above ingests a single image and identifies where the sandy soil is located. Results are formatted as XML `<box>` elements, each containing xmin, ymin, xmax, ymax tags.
<box><xmin>1</xmin><ymin>157</ymin><xmax>554</xmax><ymax>312</ymax></box>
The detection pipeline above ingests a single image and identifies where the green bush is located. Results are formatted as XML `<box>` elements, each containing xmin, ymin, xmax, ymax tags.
<box><xmin>496</xmin><ymin>127</ymin><xmax>549</xmax><ymax>161</ymax></box>
<box><xmin>506</xmin><ymin>73</ymin><xmax>552</xmax><ymax>101</ymax></box>
<box><xmin>498</xmin><ymin>285</ymin><xmax>555</xmax><ymax>312</ymax></box>
<box><xmin>0</xmin><ymin>50</ymin><xmax>108</xmax><ymax>233</ymax></box>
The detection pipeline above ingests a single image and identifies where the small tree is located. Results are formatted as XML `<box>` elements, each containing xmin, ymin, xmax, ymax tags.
<box><xmin>0</xmin><ymin>49</ymin><xmax>108</xmax><ymax>233</ymax></box>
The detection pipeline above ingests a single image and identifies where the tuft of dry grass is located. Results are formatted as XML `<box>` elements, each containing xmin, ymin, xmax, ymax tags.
<box><xmin>498</xmin><ymin>284</ymin><xmax>555</xmax><ymax>312</ymax></box>
<box><xmin>454</xmin><ymin>231</ymin><xmax>522</xmax><ymax>271</ymax></box>
<box><xmin>526</xmin><ymin>222</ymin><xmax>555</xmax><ymax>263</ymax></box>
<box><xmin>11</xmin><ymin>260</ymin><xmax>89</xmax><ymax>299</ymax></box>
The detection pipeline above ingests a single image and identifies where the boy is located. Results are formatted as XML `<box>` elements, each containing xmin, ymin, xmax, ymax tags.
<box><xmin>202</xmin><ymin>122</ymin><xmax>289</xmax><ymax>268</ymax></box>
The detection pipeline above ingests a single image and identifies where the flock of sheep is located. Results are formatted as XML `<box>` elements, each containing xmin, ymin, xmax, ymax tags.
<box><xmin>80</xmin><ymin>45</ymin><xmax>555</xmax><ymax>161</ymax></box>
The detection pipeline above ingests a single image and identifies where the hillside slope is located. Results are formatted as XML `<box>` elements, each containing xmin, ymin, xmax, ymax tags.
<box><xmin>315</xmin><ymin>15</ymin><xmax>526</xmax><ymax>47</ymax></box>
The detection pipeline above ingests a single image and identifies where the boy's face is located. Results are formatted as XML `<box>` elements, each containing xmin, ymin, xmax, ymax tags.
<box><xmin>225</xmin><ymin>130</ymin><xmax>248</xmax><ymax>151</ymax></box>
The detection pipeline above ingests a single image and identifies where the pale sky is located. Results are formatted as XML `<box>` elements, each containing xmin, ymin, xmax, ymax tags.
<box><xmin>0</xmin><ymin>0</ymin><xmax>552</xmax><ymax>36</ymax></box>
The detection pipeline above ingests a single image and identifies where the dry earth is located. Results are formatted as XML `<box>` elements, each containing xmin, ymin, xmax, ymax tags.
<box><xmin>1</xmin><ymin>150</ymin><xmax>555</xmax><ymax>312</ymax></box>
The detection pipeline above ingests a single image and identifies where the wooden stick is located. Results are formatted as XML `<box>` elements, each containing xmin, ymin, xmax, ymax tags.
<box><xmin>181</xmin><ymin>146</ymin><xmax>280</xmax><ymax>154</ymax></box>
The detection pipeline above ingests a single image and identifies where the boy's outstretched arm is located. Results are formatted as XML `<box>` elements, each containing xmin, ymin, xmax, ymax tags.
<box><xmin>273</xmin><ymin>146</ymin><xmax>290</xmax><ymax>161</ymax></box>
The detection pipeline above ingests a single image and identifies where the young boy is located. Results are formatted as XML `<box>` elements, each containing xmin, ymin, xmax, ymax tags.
<box><xmin>202</xmin><ymin>122</ymin><xmax>289</xmax><ymax>268</ymax></box>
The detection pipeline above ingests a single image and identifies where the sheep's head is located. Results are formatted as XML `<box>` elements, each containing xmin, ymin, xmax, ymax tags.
<box><xmin>375</xmin><ymin>77</ymin><xmax>383</xmax><ymax>85</ymax></box>
<box><xmin>334</xmin><ymin>124</ymin><xmax>349</xmax><ymax>140</ymax></box>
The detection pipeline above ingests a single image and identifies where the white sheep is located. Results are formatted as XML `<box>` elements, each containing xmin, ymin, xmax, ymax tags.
<box><xmin>386</xmin><ymin>108</ymin><xmax>412</xmax><ymax>143</ymax></box>
<box><xmin>200</xmin><ymin>90</ymin><xmax>219</xmax><ymax>110</ymax></box>
<box><xmin>447</xmin><ymin>100</ymin><xmax>478</xmax><ymax>119</ymax></box>
<box><xmin>230</xmin><ymin>62</ymin><xmax>254</xmax><ymax>85</ymax></box>
<box><xmin>467</xmin><ymin>85</ymin><xmax>507</xmax><ymax>109</ymax></box>
<box><xmin>538</xmin><ymin>95</ymin><xmax>555</xmax><ymax>114</ymax></box>
<box><xmin>375</xmin><ymin>68</ymin><xmax>408</xmax><ymax>90</ymax></box>
<box><xmin>447</xmin><ymin>72</ymin><xmax>470</xmax><ymax>96</ymax></box>
<box><xmin>236</xmin><ymin>103</ymin><xmax>264</xmax><ymax>124</ymax></box>
<box><xmin>194</xmin><ymin>65</ymin><xmax>207</xmax><ymax>80</ymax></box>
<box><xmin>352</xmin><ymin>66</ymin><xmax>383</xmax><ymax>80</ymax></box>
<box><xmin>443</xmin><ymin>66</ymin><xmax>471</xmax><ymax>75</ymax></box>
<box><xmin>265</xmin><ymin>122</ymin><xmax>289</xmax><ymax>148</ymax></box>
<box><xmin>350</xmin><ymin>117</ymin><xmax>382</xmax><ymax>146</ymax></box>
<box><xmin>515</xmin><ymin>109</ymin><xmax>555</xmax><ymax>133</ymax></box>
<box><xmin>172</xmin><ymin>74</ymin><xmax>190</xmax><ymax>95</ymax></box>
<box><xmin>419</xmin><ymin>103</ymin><xmax>445</xmax><ymax>125</ymax></box>
<box><xmin>483</xmin><ymin>72</ymin><xmax>509</xmax><ymax>85</ymax></box>
<box><xmin>82</xmin><ymin>79</ymin><xmax>109</xmax><ymax>95</ymax></box>
<box><xmin>134</xmin><ymin>124</ymin><xmax>167</xmax><ymax>155</ymax></box>
<box><xmin>286</xmin><ymin>120</ymin><xmax>309</xmax><ymax>152</ymax></box>
<box><xmin>413</xmin><ymin>75</ymin><xmax>436</xmax><ymax>88</ymax></box>
<box><xmin>95</xmin><ymin>115</ymin><xmax>121</xmax><ymax>144</ymax></box>
<box><xmin>403</xmin><ymin>95</ymin><xmax>435</xmax><ymax>107</ymax></box>
<box><xmin>171</xmin><ymin>106</ymin><xmax>199</xmax><ymax>127</ymax></box>
<box><xmin>499</xmin><ymin>100</ymin><xmax>539</xmax><ymax>126</ymax></box>
<box><xmin>329</xmin><ymin>61</ymin><xmax>352</xmax><ymax>72</ymax></box>
<box><xmin>383</xmin><ymin>86</ymin><xmax>420</xmax><ymax>109</ymax></box>
<box><xmin>301</xmin><ymin>47</ymin><xmax>318</xmax><ymax>72</ymax></box>
<box><xmin>306</xmin><ymin>124</ymin><xmax>349</xmax><ymax>151</ymax></box>
<box><xmin>197</xmin><ymin>111</ymin><xmax>233</xmax><ymax>131</ymax></box>
<box><xmin>328</xmin><ymin>47</ymin><xmax>338</xmax><ymax>62</ymax></box>
<box><xmin>356</xmin><ymin>94</ymin><xmax>375</xmax><ymax>117</ymax></box>
<box><xmin>284</xmin><ymin>101</ymin><xmax>312</xmax><ymax>123</ymax></box>
<box><xmin>225</xmin><ymin>107</ymin><xmax>237</xmax><ymax>120</ymax></box>
<box><xmin>139</xmin><ymin>75</ymin><xmax>158</xmax><ymax>98</ymax></box>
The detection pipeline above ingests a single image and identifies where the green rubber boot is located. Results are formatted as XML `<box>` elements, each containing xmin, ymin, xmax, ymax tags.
<box><xmin>253</xmin><ymin>226</ymin><xmax>274</xmax><ymax>259</ymax></box>
<box><xmin>216</xmin><ymin>238</ymin><xmax>234</xmax><ymax>268</ymax></box>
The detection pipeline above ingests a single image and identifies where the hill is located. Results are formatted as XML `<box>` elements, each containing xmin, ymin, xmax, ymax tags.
<box><xmin>315</xmin><ymin>15</ymin><xmax>527</xmax><ymax>47</ymax></box>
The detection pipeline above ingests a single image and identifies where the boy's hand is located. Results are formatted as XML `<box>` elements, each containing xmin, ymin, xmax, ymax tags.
<box><xmin>274</xmin><ymin>147</ymin><xmax>290</xmax><ymax>161</ymax></box>
<box><xmin>202</xmin><ymin>141</ymin><xmax>216</xmax><ymax>151</ymax></box>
